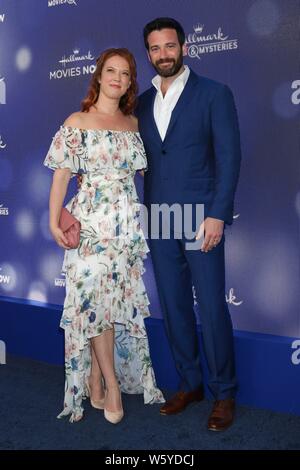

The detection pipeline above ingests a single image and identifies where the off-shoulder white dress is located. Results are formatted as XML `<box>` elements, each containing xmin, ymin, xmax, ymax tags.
<box><xmin>44</xmin><ymin>125</ymin><xmax>164</xmax><ymax>422</ymax></box>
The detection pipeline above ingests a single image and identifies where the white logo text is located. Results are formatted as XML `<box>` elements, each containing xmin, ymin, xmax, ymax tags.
<box><xmin>226</xmin><ymin>288</ymin><xmax>243</xmax><ymax>306</ymax></box>
<box><xmin>291</xmin><ymin>80</ymin><xmax>300</xmax><ymax>105</ymax></box>
<box><xmin>0</xmin><ymin>267</ymin><xmax>10</xmax><ymax>284</ymax></box>
<box><xmin>0</xmin><ymin>135</ymin><xmax>6</xmax><ymax>149</ymax></box>
<box><xmin>48</xmin><ymin>0</ymin><xmax>77</xmax><ymax>7</ymax></box>
<box><xmin>0</xmin><ymin>204</ymin><xmax>9</xmax><ymax>215</ymax></box>
<box><xmin>186</xmin><ymin>24</ymin><xmax>238</xmax><ymax>60</ymax></box>
<box><xmin>291</xmin><ymin>339</ymin><xmax>300</xmax><ymax>365</ymax></box>
<box><xmin>0</xmin><ymin>76</ymin><xmax>6</xmax><ymax>104</ymax></box>
<box><xmin>0</xmin><ymin>340</ymin><xmax>6</xmax><ymax>364</ymax></box>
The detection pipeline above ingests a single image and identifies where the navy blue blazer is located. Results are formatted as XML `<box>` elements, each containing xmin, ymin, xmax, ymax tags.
<box><xmin>136</xmin><ymin>69</ymin><xmax>241</xmax><ymax>225</ymax></box>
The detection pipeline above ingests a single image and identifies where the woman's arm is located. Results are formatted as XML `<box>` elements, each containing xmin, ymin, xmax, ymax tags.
<box><xmin>49</xmin><ymin>168</ymin><xmax>72</xmax><ymax>249</ymax></box>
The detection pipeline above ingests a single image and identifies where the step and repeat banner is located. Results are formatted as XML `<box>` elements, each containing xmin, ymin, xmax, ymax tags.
<box><xmin>0</xmin><ymin>0</ymin><xmax>299</xmax><ymax>339</ymax></box>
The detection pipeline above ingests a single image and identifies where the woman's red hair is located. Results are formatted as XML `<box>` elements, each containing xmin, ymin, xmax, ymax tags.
<box><xmin>81</xmin><ymin>48</ymin><xmax>138</xmax><ymax>115</ymax></box>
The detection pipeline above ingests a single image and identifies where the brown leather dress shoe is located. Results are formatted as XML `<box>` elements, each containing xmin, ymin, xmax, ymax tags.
<box><xmin>160</xmin><ymin>388</ymin><xmax>204</xmax><ymax>415</ymax></box>
<box><xmin>207</xmin><ymin>398</ymin><xmax>235</xmax><ymax>431</ymax></box>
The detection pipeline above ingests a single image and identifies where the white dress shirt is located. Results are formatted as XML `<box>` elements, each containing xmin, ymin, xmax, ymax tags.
<box><xmin>152</xmin><ymin>65</ymin><xmax>190</xmax><ymax>141</ymax></box>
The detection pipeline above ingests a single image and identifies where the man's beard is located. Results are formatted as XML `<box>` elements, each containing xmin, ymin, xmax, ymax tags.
<box><xmin>152</xmin><ymin>51</ymin><xmax>183</xmax><ymax>78</ymax></box>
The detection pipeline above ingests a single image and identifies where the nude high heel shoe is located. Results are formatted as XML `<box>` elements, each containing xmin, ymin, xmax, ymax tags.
<box><xmin>104</xmin><ymin>386</ymin><xmax>124</xmax><ymax>424</ymax></box>
<box><xmin>85</xmin><ymin>377</ymin><xmax>105</xmax><ymax>410</ymax></box>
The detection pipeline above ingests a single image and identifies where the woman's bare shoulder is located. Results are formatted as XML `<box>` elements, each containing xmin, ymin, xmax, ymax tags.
<box><xmin>63</xmin><ymin>112</ymin><xmax>85</xmax><ymax>128</ymax></box>
<box><xmin>128</xmin><ymin>114</ymin><xmax>139</xmax><ymax>132</ymax></box>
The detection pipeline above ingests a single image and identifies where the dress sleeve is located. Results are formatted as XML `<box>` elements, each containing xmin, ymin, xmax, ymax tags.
<box><xmin>43</xmin><ymin>126</ymin><xmax>88</xmax><ymax>177</ymax></box>
<box><xmin>130</xmin><ymin>133</ymin><xmax>148</xmax><ymax>171</ymax></box>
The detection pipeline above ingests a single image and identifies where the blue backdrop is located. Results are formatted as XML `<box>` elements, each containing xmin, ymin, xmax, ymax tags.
<box><xmin>0</xmin><ymin>1</ymin><xmax>299</xmax><ymax>344</ymax></box>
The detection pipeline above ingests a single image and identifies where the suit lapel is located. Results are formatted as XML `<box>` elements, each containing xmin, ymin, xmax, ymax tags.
<box><xmin>149</xmin><ymin>88</ymin><xmax>163</xmax><ymax>143</ymax></box>
<box><xmin>143</xmin><ymin>70</ymin><xmax>199</xmax><ymax>144</ymax></box>
<box><xmin>164</xmin><ymin>70</ymin><xmax>198</xmax><ymax>142</ymax></box>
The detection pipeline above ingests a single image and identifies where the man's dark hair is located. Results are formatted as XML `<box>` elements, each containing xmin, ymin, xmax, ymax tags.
<box><xmin>143</xmin><ymin>17</ymin><xmax>186</xmax><ymax>50</ymax></box>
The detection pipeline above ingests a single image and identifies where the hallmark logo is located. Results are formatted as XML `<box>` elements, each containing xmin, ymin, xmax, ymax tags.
<box><xmin>48</xmin><ymin>0</ymin><xmax>77</xmax><ymax>7</ymax></box>
<box><xmin>0</xmin><ymin>267</ymin><xmax>10</xmax><ymax>284</ymax></box>
<box><xmin>59</xmin><ymin>49</ymin><xmax>94</xmax><ymax>68</ymax></box>
<box><xmin>0</xmin><ymin>76</ymin><xmax>6</xmax><ymax>104</ymax></box>
<box><xmin>192</xmin><ymin>285</ymin><xmax>197</xmax><ymax>305</ymax></box>
<box><xmin>291</xmin><ymin>80</ymin><xmax>300</xmax><ymax>105</ymax></box>
<box><xmin>0</xmin><ymin>204</ymin><xmax>9</xmax><ymax>216</ymax></box>
<box><xmin>0</xmin><ymin>340</ymin><xmax>6</xmax><ymax>365</ymax></box>
<box><xmin>50</xmin><ymin>49</ymin><xmax>95</xmax><ymax>80</ymax></box>
<box><xmin>54</xmin><ymin>272</ymin><xmax>66</xmax><ymax>287</ymax></box>
<box><xmin>291</xmin><ymin>339</ymin><xmax>300</xmax><ymax>365</ymax></box>
<box><xmin>0</xmin><ymin>13</ymin><xmax>5</xmax><ymax>23</ymax></box>
<box><xmin>194</xmin><ymin>286</ymin><xmax>242</xmax><ymax>306</ymax></box>
<box><xmin>0</xmin><ymin>135</ymin><xmax>6</xmax><ymax>149</ymax></box>
<box><xmin>186</xmin><ymin>23</ymin><xmax>238</xmax><ymax>60</ymax></box>
<box><xmin>193</xmin><ymin>23</ymin><xmax>204</xmax><ymax>34</ymax></box>
<box><xmin>226</xmin><ymin>288</ymin><xmax>243</xmax><ymax>306</ymax></box>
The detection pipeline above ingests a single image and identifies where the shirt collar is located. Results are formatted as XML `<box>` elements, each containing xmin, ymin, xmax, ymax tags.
<box><xmin>152</xmin><ymin>65</ymin><xmax>190</xmax><ymax>92</ymax></box>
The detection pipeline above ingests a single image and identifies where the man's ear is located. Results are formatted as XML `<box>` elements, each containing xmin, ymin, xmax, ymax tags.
<box><xmin>182</xmin><ymin>43</ymin><xmax>188</xmax><ymax>57</ymax></box>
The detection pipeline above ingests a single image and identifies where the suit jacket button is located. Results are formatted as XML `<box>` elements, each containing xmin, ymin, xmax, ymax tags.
<box><xmin>162</xmin><ymin>150</ymin><xmax>167</xmax><ymax>154</ymax></box>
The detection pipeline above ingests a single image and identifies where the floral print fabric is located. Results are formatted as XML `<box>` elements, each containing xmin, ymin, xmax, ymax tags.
<box><xmin>44</xmin><ymin>126</ymin><xmax>164</xmax><ymax>422</ymax></box>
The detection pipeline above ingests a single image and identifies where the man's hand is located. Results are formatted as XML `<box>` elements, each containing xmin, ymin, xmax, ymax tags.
<box><xmin>196</xmin><ymin>217</ymin><xmax>224</xmax><ymax>252</ymax></box>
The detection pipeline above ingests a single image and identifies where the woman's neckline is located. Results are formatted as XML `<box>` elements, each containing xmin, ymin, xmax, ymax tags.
<box><xmin>61</xmin><ymin>125</ymin><xmax>139</xmax><ymax>134</ymax></box>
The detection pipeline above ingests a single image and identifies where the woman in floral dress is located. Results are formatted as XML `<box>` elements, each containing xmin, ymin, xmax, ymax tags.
<box><xmin>44</xmin><ymin>48</ymin><xmax>164</xmax><ymax>423</ymax></box>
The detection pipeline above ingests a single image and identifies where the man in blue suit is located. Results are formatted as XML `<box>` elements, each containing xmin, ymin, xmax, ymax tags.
<box><xmin>137</xmin><ymin>18</ymin><xmax>241</xmax><ymax>431</ymax></box>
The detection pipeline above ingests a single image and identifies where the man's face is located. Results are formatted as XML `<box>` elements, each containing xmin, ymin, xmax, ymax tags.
<box><xmin>147</xmin><ymin>28</ymin><xmax>186</xmax><ymax>78</ymax></box>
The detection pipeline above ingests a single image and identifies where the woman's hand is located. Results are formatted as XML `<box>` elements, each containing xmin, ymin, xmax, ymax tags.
<box><xmin>49</xmin><ymin>168</ymin><xmax>71</xmax><ymax>250</ymax></box>
<box><xmin>50</xmin><ymin>225</ymin><xmax>70</xmax><ymax>250</ymax></box>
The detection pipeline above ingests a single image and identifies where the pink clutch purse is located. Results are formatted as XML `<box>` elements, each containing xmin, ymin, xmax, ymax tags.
<box><xmin>59</xmin><ymin>207</ymin><xmax>81</xmax><ymax>249</ymax></box>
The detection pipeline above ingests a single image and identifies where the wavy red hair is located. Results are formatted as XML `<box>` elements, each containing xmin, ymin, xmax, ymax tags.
<box><xmin>81</xmin><ymin>48</ymin><xmax>138</xmax><ymax>115</ymax></box>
